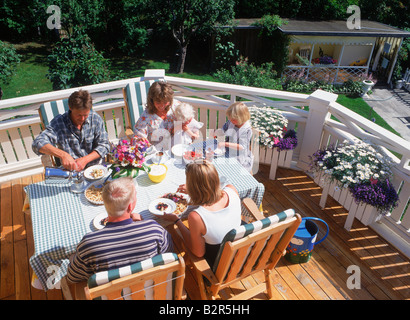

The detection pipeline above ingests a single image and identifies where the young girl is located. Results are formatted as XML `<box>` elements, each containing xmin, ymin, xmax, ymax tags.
<box><xmin>173</xmin><ymin>102</ymin><xmax>203</xmax><ymax>145</ymax></box>
<box><xmin>218</xmin><ymin>102</ymin><xmax>254</xmax><ymax>172</ymax></box>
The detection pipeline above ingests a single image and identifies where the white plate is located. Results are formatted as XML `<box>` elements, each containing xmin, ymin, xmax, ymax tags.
<box><xmin>213</xmin><ymin>148</ymin><xmax>226</xmax><ymax>157</ymax></box>
<box><xmin>172</xmin><ymin>144</ymin><xmax>190</xmax><ymax>158</ymax></box>
<box><xmin>84</xmin><ymin>165</ymin><xmax>108</xmax><ymax>180</ymax></box>
<box><xmin>93</xmin><ymin>212</ymin><xmax>108</xmax><ymax>230</ymax></box>
<box><xmin>84</xmin><ymin>182</ymin><xmax>105</xmax><ymax>205</ymax></box>
<box><xmin>161</xmin><ymin>192</ymin><xmax>189</xmax><ymax>216</ymax></box>
<box><xmin>149</xmin><ymin>198</ymin><xmax>176</xmax><ymax>216</ymax></box>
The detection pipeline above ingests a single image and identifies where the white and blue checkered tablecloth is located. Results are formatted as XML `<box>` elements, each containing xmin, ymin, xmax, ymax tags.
<box><xmin>25</xmin><ymin>148</ymin><xmax>264</xmax><ymax>291</ymax></box>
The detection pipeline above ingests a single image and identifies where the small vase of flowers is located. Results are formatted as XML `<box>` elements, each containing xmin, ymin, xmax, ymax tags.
<box><xmin>109</xmin><ymin>136</ymin><xmax>151</xmax><ymax>179</ymax></box>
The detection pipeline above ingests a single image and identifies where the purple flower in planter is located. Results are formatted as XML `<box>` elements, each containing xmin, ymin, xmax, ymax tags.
<box><xmin>348</xmin><ymin>179</ymin><xmax>399</xmax><ymax>214</ymax></box>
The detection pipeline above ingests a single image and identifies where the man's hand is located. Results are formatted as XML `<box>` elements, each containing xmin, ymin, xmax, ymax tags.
<box><xmin>60</xmin><ymin>153</ymin><xmax>79</xmax><ymax>171</ymax></box>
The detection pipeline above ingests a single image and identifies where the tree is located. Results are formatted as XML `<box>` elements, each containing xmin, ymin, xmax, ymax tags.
<box><xmin>147</xmin><ymin>0</ymin><xmax>235</xmax><ymax>73</ymax></box>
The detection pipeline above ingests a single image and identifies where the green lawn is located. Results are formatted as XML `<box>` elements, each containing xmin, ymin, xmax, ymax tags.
<box><xmin>0</xmin><ymin>42</ymin><xmax>400</xmax><ymax>138</ymax></box>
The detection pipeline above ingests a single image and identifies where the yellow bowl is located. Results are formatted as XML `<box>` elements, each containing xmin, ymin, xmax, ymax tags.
<box><xmin>148</xmin><ymin>164</ymin><xmax>168</xmax><ymax>183</ymax></box>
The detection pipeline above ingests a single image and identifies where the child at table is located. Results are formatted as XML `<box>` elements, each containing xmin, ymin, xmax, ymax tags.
<box><xmin>173</xmin><ymin>103</ymin><xmax>203</xmax><ymax>145</ymax></box>
<box><xmin>218</xmin><ymin>102</ymin><xmax>254</xmax><ymax>172</ymax></box>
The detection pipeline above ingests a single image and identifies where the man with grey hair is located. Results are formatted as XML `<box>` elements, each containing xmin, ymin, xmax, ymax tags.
<box><xmin>66</xmin><ymin>177</ymin><xmax>174</xmax><ymax>285</ymax></box>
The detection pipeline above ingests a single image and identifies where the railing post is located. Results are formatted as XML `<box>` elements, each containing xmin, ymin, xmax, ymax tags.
<box><xmin>297</xmin><ymin>89</ymin><xmax>338</xmax><ymax>171</ymax></box>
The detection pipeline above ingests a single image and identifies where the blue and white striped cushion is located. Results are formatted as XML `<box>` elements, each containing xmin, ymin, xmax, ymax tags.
<box><xmin>125</xmin><ymin>80</ymin><xmax>161</xmax><ymax>127</ymax></box>
<box><xmin>39</xmin><ymin>99</ymin><xmax>69</xmax><ymax>126</ymax></box>
<box><xmin>212</xmin><ymin>209</ymin><xmax>296</xmax><ymax>272</ymax></box>
<box><xmin>88</xmin><ymin>252</ymin><xmax>179</xmax><ymax>289</ymax></box>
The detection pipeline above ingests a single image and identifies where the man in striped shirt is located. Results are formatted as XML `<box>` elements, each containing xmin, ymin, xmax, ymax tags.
<box><xmin>67</xmin><ymin>177</ymin><xmax>174</xmax><ymax>286</ymax></box>
<box><xmin>32</xmin><ymin>90</ymin><xmax>110</xmax><ymax>171</ymax></box>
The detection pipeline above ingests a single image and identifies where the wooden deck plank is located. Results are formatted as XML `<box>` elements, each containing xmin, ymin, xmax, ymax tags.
<box><xmin>1</xmin><ymin>165</ymin><xmax>409</xmax><ymax>300</ymax></box>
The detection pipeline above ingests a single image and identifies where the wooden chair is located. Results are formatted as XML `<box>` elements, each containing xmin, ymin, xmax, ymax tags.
<box><xmin>84</xmin><ymin>253</ymin><xmax>186</xmax><ymax>300</ymax></box>
<box><xmin>174</xmin><ymin>198</ymin><xmax>301</xmax><ymax>300</ymax></box>
<box><xmin>122</xmin><ymin>79</ymin><xmax>161</xmax><ymax>138</ymax></box>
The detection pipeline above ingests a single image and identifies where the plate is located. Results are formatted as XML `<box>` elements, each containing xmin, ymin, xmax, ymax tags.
<box><xmin>213</xmin><ymin>148</ymin><xmax>226</xmax><ymax>157</ymax></box>
<box><xmin>161</xmin><ymin>192</ymin><xmax>189</xmax><ymax>216</ymax></box>
<box><xmin>84</xmin><ymin>165</ymin><xmax>108</xmax><ymax>180</ymax></box>
<box><xmin>148</xmin><ymin>198</ymin><xmax>176</xmax><ymax>216</ymax></box>
<box><xmin>93</xmin><ymin>212</ymin><xmax>108</xmax><ymax>230</ymax></box>
<box><xmin>84</xmin><ymin>182</ymin><xmax>105</xmax><ymax>205</ymax></box>
<box><xmin>172</xmin><ymin>144</ymin><xmax>190</xmax><ymax>158</ymax></box>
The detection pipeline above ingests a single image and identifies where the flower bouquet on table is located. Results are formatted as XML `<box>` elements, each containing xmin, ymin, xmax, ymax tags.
<box><xmin>310</xmin><ymin>139</ymin><xmax>399</xmax><ymax>214</ymax></box>
<box><xmin>249</xmin><ymin>105</ymin><xmax>298</xmax><ymax>150</ymax></box>
<box><xmin>109</xmin><ymin>136</ymin><xmax>151</xmax><ymax>179</ymax></box>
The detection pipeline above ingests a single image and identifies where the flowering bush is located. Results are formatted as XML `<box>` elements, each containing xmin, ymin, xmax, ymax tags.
<box><xmin>313</xmin><ymin>56</ymin><xmax>337</xmax><ymax>65</ymax></box>
<box><xmin>249</xmin><ymin>105</ymin><xmax>297</xmax><ymax>150</ymax></box>
<box><xmin>110</xmin><ymin>137</ymin><xmax>151</xmax><ymax>179</ymax></box>
<box><xmin>310</xmin><ymin>139</ymin><xmax>398</xmax><ymax>214</ymax></box>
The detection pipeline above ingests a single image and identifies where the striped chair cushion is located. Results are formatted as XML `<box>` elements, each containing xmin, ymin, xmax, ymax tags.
<box><xmin>212</xmin><ymin>209</ymin><xmax>296</xmax><ymax>272</ymax></box>
<box><xmin>124</xmin><ymin>79</ymin><xmax>161</xmax><ymax>127</ymax></box>
<box><xmin>87</xmin><ymin>253</ymin><xmax>179</xmax><ymax>300</ymax></box>
<box><xmin>39</xmin><ymin>99</ymin><xmax>69</xmax><ymax>126</ymax></box>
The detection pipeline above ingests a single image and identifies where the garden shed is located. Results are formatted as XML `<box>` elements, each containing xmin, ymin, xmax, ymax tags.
<box><xmin>226</xmin><ymin>19</ymin><xmax>410</xmax><ymax>85</ymax></box>
<box><xmin>279</xmin><ymin>19</ymin><xmax>410</xmax><ymax>84</ymax></box>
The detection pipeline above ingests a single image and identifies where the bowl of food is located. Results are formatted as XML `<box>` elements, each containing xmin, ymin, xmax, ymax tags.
<box><xmin>84</xmin><ymin>165</ymin><xmax>108</xmax><ymax>180</ymax></box>
<box><xmin>148</xmin><ymin>164</ymin><xmax>168</xmax><ymax>183</ymax></box>
<box><xmin>183</xmin><ymin>150</ymin><xmax>203</xmax><ymax>164</ymax></box>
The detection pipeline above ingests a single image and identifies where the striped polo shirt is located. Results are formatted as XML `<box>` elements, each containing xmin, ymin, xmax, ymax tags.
<box><xmin>66</xmin><ymin>218</ymin><xmax>174</xmax><ymax>283</ymax></box>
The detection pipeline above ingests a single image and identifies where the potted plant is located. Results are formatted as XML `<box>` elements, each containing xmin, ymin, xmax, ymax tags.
<box><xmin>361</xmin><ymin>73</ymin><xmax>376</xmax><ymax>95</ymax></box>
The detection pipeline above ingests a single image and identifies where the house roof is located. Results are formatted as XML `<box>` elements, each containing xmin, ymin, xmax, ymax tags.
<box><xmin>233</xmin><ymin>18</ymin><xmax>410</xmax><ymax>38</ymax></box>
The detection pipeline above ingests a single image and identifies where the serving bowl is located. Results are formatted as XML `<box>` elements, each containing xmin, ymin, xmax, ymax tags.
<box><xmin>148</xmin><ymin>164</ymin><xmax>168</xmax><ymax>183</ymax></box>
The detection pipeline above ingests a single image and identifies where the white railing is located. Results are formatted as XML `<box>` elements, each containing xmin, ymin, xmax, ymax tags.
<box><xmin>283</xmin><ymin>65</ymin><xmax>368</xmax><ymax>84</ymax></box>
<box><xmin>0</xmin><ymin>70</ymin><xmax>408</xmax><ymax>256</ymax></box>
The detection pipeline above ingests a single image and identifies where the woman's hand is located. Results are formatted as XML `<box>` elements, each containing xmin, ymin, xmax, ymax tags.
<box><xmin>176</xmin><ymin>184</ymin><xmax>187</xmax><ymax>194</ymax></box>
<box><xmin>162</xmin><ymin>212</ymin><xmax>179</xmax><ymax>223</ymax></box>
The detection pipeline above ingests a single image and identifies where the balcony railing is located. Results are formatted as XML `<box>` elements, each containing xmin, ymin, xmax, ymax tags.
<box><xmin>0</xmin><ymin>69</ymin><xmax>409</xmax><ymax>256</ymax></box>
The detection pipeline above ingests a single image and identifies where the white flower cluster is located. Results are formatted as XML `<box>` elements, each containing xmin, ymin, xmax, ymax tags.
<box><xmin>248</xmin><ymin>105</ymin><xmax>288</xmax><ymax>148</ymax></box>
<box><xmin>316</xmin><ymin>140</ymin><xmax>393</xmax><ymax>187</ymax></box>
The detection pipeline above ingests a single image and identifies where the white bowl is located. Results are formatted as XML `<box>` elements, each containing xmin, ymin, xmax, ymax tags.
<box><xmin>172</xmin><ymin>144</ymin><xmax>190</xmax><ymax>158</ymax></box>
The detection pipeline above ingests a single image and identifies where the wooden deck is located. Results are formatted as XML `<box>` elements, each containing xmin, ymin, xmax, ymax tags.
<box><xmin>1</xmin><ymin>165</ymin><xmax>409</xmax><ymax>300</ymax></box>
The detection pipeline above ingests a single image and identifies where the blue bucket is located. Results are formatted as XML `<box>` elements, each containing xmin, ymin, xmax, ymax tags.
<box><xmin>285</xmin><ymin>217</ymin><xmax>329</xmax><ymax>264</ymax></box>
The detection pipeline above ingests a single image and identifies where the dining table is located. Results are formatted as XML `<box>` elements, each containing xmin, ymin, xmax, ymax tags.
<box><xmin>24</xmin><ymin>139</ymin><xmax>265</xmax><ymax>291</ymax></box>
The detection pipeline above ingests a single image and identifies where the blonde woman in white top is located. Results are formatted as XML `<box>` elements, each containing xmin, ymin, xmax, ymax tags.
<box><xmin>163</xmin><ymin>160</ymin><xmax>241</xmax><ymax>266</ymax></box>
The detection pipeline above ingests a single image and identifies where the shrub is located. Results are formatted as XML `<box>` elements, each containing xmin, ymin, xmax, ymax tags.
<box><xmin>46</xmin><ymin>28</ymin><xmax>112</xmax><ymax>90</ymax></box>
<box><xmin>0</xmin><ymin>41</ymin><xmax>21</xmax><ymax>86</ymax></box>
<box><xmin>214</xmin><ymin>56</ymin><xmax>282</xmax><ymax>90</ymax></box>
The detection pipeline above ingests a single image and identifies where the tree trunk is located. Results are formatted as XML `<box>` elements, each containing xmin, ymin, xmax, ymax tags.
<box><xmin>176</xmin><ymin>45</ymin><xmax>188</xmax><ymax>74</ymax></box>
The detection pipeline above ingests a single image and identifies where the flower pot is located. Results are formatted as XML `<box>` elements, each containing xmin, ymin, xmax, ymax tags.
<box><xmin>268</xmin><ymin>148</ymin><xmax>294</xmax><ymax>180</ymax></box>
<box><xmin>362</xmin><ymin>80</ymin><xmax>374</xmax><ymax>94</ymax></box>
<box><xmin>395</xmin><ymin>80</ymin><xmax>404</xmax><ymax>89</ymax></box>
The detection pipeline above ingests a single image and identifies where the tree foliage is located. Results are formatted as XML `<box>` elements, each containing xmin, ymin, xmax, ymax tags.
<box><xmin>46</xmin><ymin>28</ymin><xmax>112</xmax><ymax>90</ymax></box>
<box><xmin>0</xmin><ymin>41</ymin><xmax>21</xmax><ymax>86</ymax></box>
<box><xmin>146</xmin><ymin>0</ymin><xmax>235</xmax><ymax>73</ymax></box>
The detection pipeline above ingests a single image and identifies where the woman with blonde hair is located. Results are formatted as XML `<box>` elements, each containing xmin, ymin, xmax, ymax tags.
<box><xmin>134</xmin><ymin>81</ymin><xmax>180</xmax><ymax>149</ymax></box>
<box><xmin>163</xmin><ymin>160</ymin><xmax>241</xmax><ymax>266</ymax></box>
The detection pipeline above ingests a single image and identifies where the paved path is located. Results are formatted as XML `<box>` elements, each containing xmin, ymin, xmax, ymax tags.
<box><xmin>363</xmin><ymin>86</ymin><xmax>410</xmax><ymax>141</ymax></box>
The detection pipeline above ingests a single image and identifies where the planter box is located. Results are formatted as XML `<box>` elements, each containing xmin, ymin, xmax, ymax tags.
<box><xmin>314</xmin><ymin>172</ymin><xmax>382</xmax><ymax>230</ymax></box>
<box><xmin>258</xmin><ymin>147</ymin><xmax>294</xmax><ymax>180</ymax></box>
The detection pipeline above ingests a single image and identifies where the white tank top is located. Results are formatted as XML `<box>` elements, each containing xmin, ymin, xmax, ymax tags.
<box><xmin>195</xmin><ymin>187</ymin><xmax>242</xmax><ymax>245</ymax></box>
